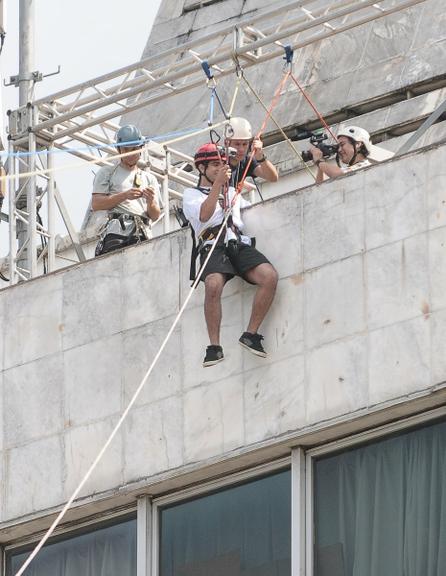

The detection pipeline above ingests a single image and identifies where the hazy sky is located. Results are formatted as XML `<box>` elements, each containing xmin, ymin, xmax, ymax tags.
<box><xmin>0</xmin><ymin>0</ymin><xmax>162</xmax><ymax>256</ymax></box>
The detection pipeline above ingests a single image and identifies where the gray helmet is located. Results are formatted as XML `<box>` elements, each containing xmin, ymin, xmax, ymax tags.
<box><xmin>116</xmin><ymin>124</ymin><xmax>144</xmax><ymax>148</ymax></box>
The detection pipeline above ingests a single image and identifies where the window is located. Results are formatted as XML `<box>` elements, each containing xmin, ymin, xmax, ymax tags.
<box><xmin>313</xmin><ymin>420</ymin><xmax>446</xmax><ymax>576</ymax></box>
<box><xmin>159</xmin><ymin>468</ymin><xmax>291</xmax><ymax>576</ymax></box>
<box><xmin>6</xmin><ymin>515</ymin><xmax>137</xmax><ymax>576</ymax></box>
<box><xmin>184</xmin><ymin>0</ymin><xmax>225</xmax><ymax>13</ymax></box>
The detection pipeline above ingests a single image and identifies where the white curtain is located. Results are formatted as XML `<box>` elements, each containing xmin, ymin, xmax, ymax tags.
<box><xmin>315</xmin><ymin>421</ymin><xmax>446</xmax><ymax>576</ymax></box>
<box><xmin>8</xmin><ymin>517</ymin><xmax>137</xmax><ymax>576</ymax></box>
<box><xmin>160</xmin><ymin>469</ymin><xmax>291</xmax><ymax>576</ymax></box>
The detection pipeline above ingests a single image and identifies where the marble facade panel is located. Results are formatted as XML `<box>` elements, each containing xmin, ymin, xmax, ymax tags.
<box><xmin>368</xmin><ymin>316</ymin><xmax>431</xmax><ymax>405</ymax></box>
<box><xmin>62</xmin><ymin>255</ymin><xmax>123</xmax><ymax>350</ymax></box>
<box><xmin>244</xmin><ymin>355</ymin><xmax>305</xmax><ymax>445</ymax></box>
<box><xmin>305</xmin><ymin>255</ymin><xmax>366</xmax><ymax>349</ymax></box>
<box><xmin>121</xmin><ymin>236</ymin><xmax>180</xmax><ymax>331</ymax></box>
<box><xmin>365</xmin><ymin>158</ymin><xmax>426</xmax><ymax>250</ymax></box>
<box><xmin>3</xmin><ymin>275</ymin><xmax>63</xmax><ymax>369</ymax></box>
<box><xmin>64</xmin><ymin>419</ymin><xmax>123</xmax><ymax>500</ymax></box>
<box><xmin>183</xmin><ymin>375</ymin><xmax>244</xmax><ymax>462</ymax></box>
<box><xmin>431</xmin><ymin>308</ymin><xmax>446</xmax><ymax>385</ymax></box>
<box><xmin>366</xmin><ymin>234</ymin><xmax>430</xmax><ymax>330</ymax></box>
<box><xmin>303</xmin><ymin>176</ymin><xmax>365</xmax><ymax>270</ymax></box>
<box><xmin>306</xmin><ymin>335</ymin><xmax>368</xmax><ymax>423</ymax></box>
<box><xmin>123</xmin><ymin>396</ymin><xmax>183</xmax><ymax>483</ymax></box>
<box><xmin>122</xmin><ymin>317</ymin><xmax>182</xmax><ymax>408</ymax></box>
<box><xmin>4</xmin><ymin>436</ymin><xmax>64</xmax><ymax>521</ymax></box>
<box><xmin>64</xmin><ymin>334</ymin><xmax>123</xmax><ymax>427</ymax></box>
<box><xmin>3</xmin><ymin>353</ymin><xmax>64</xmax><ymax>447</ymax></box>
<box><xmin>429</xmin><ymin>226</ymin><xmax>446</xmax><ymax>312</ymax></box>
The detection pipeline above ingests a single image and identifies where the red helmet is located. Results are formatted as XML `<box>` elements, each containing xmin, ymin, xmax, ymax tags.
<box><xmin>194</xmin><ymin>143</ymin><xmax>227</xmax><ymax>167</ymax></box>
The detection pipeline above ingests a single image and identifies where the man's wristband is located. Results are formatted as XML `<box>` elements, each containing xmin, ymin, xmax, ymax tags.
<box><xmin>256</xmin><ymin>155</ymin><xmax>267</xmax><ymax>163</ymax></box>
<box><xmin>315</xmin><ymin>159</ymin><xmax>325</xmax><ymax>167</ymax></box>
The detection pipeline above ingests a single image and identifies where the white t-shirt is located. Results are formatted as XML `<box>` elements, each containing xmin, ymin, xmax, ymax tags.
<box><xmin>93</xmin><ymin>162</ymin><xmax>160</xmax><ymax>218</ymax></box>
<box><xmin>183</xmin><ymin>186</ymin><xmax>251</xmax><ymax>244</ymax></box>
<box><xmin>341</xmin><ymin>159</ymin><xmax>371</xmax><ymax>173</ymax></box>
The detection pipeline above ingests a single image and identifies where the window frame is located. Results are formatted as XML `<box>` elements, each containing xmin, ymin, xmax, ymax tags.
<box><xmin>2</xmin><ymin>507</ymin><xmax>137</xmax><ymax>576</ymax></box>
<box><xmin>151</xmin><ymin>456</ymin><xmax>291</xmax><ymax>576</ymax></box>
<box><xmin>4</xmin><ymin>407</ymin><xmax>445</xmax><ymax>576</ymax></box>
<box><xmin>305</xmin><ymin>405</ymin><xmax>446</xmax><ymax>576</ymax></box>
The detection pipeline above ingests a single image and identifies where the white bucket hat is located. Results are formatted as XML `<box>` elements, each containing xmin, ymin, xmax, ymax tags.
<box><xmin>337</xmin><ymin>126</ymin><xmax>394</xmax><ymax>162</ymax></box>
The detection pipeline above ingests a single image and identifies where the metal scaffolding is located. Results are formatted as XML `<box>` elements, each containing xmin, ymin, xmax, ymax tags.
<box><xmin>5</xmin><ymin>0</ymin><xmax>426</xmax><ymax>283</ymax></box>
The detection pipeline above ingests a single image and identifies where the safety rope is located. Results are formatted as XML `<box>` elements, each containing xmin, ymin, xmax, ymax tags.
<box><xmin>202</xmin><ymin>60</ymin><xmax>229</xmax><ymax>125</ymax></box>
<box><xmin>163</xmin><ymin>71</ymin><xmax>241</xmax><ymax>147</ymax></box>
<box><xmin>0</xmin><ymin>127</ymin><xmax>205</xmax><ymax>161</ymax></box>
<box><xmin>0</xmin><ymin>120</ymin><xmax>230</xmax><ymax>183</ymax></box>
<box><xmin>0</xmin><ymin>72</ymin><xmax>244</xmax><ymax>182</ymax></box>
<box><xmin>1</xmin><ymin>70</ymin><xmax>241</xmax><ymax>177</ymax></box>
<box><xmin>208</xmin><ymin>88</ymin><xmax>216</xmax><ymax>125</ymax></box>
<box><xmin>236</xmin><ymin>69</ymin><xmax>296</xmax><ymax>194</ymax></box>
<box><xmin>241</xmin><ymin>73</ymin><xmax>317</xmax><ymax>182</ymax></box>
<box><xmin>228</xmin><ymin>44</ymin><xmax>317</xmax><ymax>185</ymax></box>
<box><xmin>282</xmin><ymin>44</ymin><xmax>337</xmax><ymax>143</ymax></box>
<box><xmin>13</xmin><ymin>58</ymin><xmax>311</xmax><ymax>574</ymax></box>
<box><xmin>289</xmin><ymin>72</ymin><xmax>338</xmax><ymax>142</ymax></box>
<box><xmin>161</xmin><ymin>119</ymin><xmax>229</xmax><ymax>147</ymax></box>
<box><xmin>1</xmin><ymin>74</ymin><xmax>243</xmax><ymax>166</ymax></box>
<box><xmin>228</xmin><ymin>75</ymin><xmax>241</xmax><ymax>117</ymax></box>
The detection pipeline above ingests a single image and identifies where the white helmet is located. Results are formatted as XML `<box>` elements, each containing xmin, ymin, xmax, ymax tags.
<box><xmin>227</xmin><ymin>117</ymin><xmax>253</xmax><ymax>140</ymax></box>
<box><xmin>337</xmin><ymin>125</ymin><xmax>394</xmax><ymax>162</ymax></box>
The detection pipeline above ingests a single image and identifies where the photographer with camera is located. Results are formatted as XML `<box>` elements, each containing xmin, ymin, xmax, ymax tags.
<box><xmin>225</xmin><ymin>117</ymin><xmax>278</xmax><ymax>187</ymax></box>
<box><xmin>308</xmin><ymin>126</ymin><xmax>393</xmax><ymax>183</ymax></box>
<box><xmin>182</xmin><ymin>143</ymin><xmax>278</xmax><ymax>367</ymax></box>
<box><xmin>92</xmin><ymin>124</ymin><xmax>161</xmax><ymax>256</ymax></box>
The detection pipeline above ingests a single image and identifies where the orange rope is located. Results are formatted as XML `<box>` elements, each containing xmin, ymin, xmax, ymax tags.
<box><xmin>235</xmin><ymin>70</ymin><xmax>291</xmax><ymax>200</ymax></box>
<box><xmin>289</xmin><ymin>72</ymin><xmax>338</xmax><ymax>142</ymax></box>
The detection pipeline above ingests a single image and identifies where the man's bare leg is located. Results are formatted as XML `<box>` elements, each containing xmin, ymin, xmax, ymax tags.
<box><xmin>244</xmin><ymin>263</ymin><xmax>278</xmax><ymax>334</ymax></box>
<box><xmin>204</xmin><ymin>273</ymin><xmax>226</xmax><ymax>345</ymax></box>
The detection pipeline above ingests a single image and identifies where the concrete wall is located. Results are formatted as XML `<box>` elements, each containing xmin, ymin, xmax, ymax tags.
<box><xmin>1</xmin><ymin>141</ymin><xmax>446</xmax><ymax>534</ymax></box>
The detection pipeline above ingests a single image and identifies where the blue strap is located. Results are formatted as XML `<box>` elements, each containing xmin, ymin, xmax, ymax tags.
<box><xmin>213</xmin><ymin>88</ymin><xmax>229</xmax><ymax>120</ymax></box>
<box><xmin>208</xmin><ymin>89</ymin><xmax>215</xmax><ymax>126</ymax></box>
<box><xmin>284</xmin><ymin>45</ymin><xmax>294</xmax><ymax>65</ymax></box>
<box><xmin>201</xmin><ymin>60</ymin><xmax>213</xmax><ymax>80</ymax></box>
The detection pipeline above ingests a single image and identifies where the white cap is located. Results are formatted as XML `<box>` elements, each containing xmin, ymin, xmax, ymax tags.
<box><xmin>227</xmin><ymin>117</ymin><xmax>253</xmax><ymax>140</ymax></box>
<box><xmin>337</xmin><ymin>125</ymin><xmax>394</xmax><ymax>162</ymax></box>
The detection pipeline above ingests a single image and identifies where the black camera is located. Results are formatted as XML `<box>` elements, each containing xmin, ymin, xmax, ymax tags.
<box><xmin>301</xmin><ymin>133</ymin><xmax>339</xmax><ymax>163</ymax></box>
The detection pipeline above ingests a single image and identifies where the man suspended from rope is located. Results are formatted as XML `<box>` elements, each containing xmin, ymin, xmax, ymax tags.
<box><xmin>183</xmin><ymin>143</ymin><xmax>278</xmax><ymax>367</ymax></box>
<box><xmin>92</xmin><ymin>124</ymin><xmax>161</xmax><ymax>256</ymax></box>
<box><xmin>225</xmin><ymin>117</ymin><xmax>279</xmax><ymax>187</ymax></box>
<box><xmin>310</xmin><ymin>125</ymin><xmax>393</xmax><ymax>183</ymax></box>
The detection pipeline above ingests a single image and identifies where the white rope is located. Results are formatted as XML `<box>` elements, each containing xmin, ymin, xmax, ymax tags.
<box><xmin>14</xmin><ymin>203</ymin><xmax>233</xmax><ymax>576</ymax></box>
<box><xmin>14</xmin><ymin>68</ymin><xmax>261</xmax><ymax>575</ymax></box>
<box><xmin>0</xmin><ymin>120</ymin><xmax>231</xmax><ymax>183</ymax></box>
<box><xmin>161</xmin><ymin>76</ymin><xmax>241</xmax><ymax>146</ymax></box>
<box><xmin>160</xmin><ymin>119</ymin><xmax>229</xmax><ymax>146</ymax></box>
<box><xmin>3</xmin><ymin>74</ymin><xmax>243</xmax><ymax>183</ymax></box>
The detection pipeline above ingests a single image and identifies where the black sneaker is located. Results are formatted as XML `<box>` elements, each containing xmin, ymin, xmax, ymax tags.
<box><xmin>239</xmin><ymin>332</ymin><xmax>267</xmax><ymax>358</ymax></box>
<box><xmin>203</xmin><ymin>345</ymin><xmax>224</xmax><ymax>367</ymax></box>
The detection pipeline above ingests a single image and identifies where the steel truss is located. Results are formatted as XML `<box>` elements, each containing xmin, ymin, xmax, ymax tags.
<box><xmin>6</xmin><ymin>0</ymin><xmax>426</xmax><ymax>283</ymax></box>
